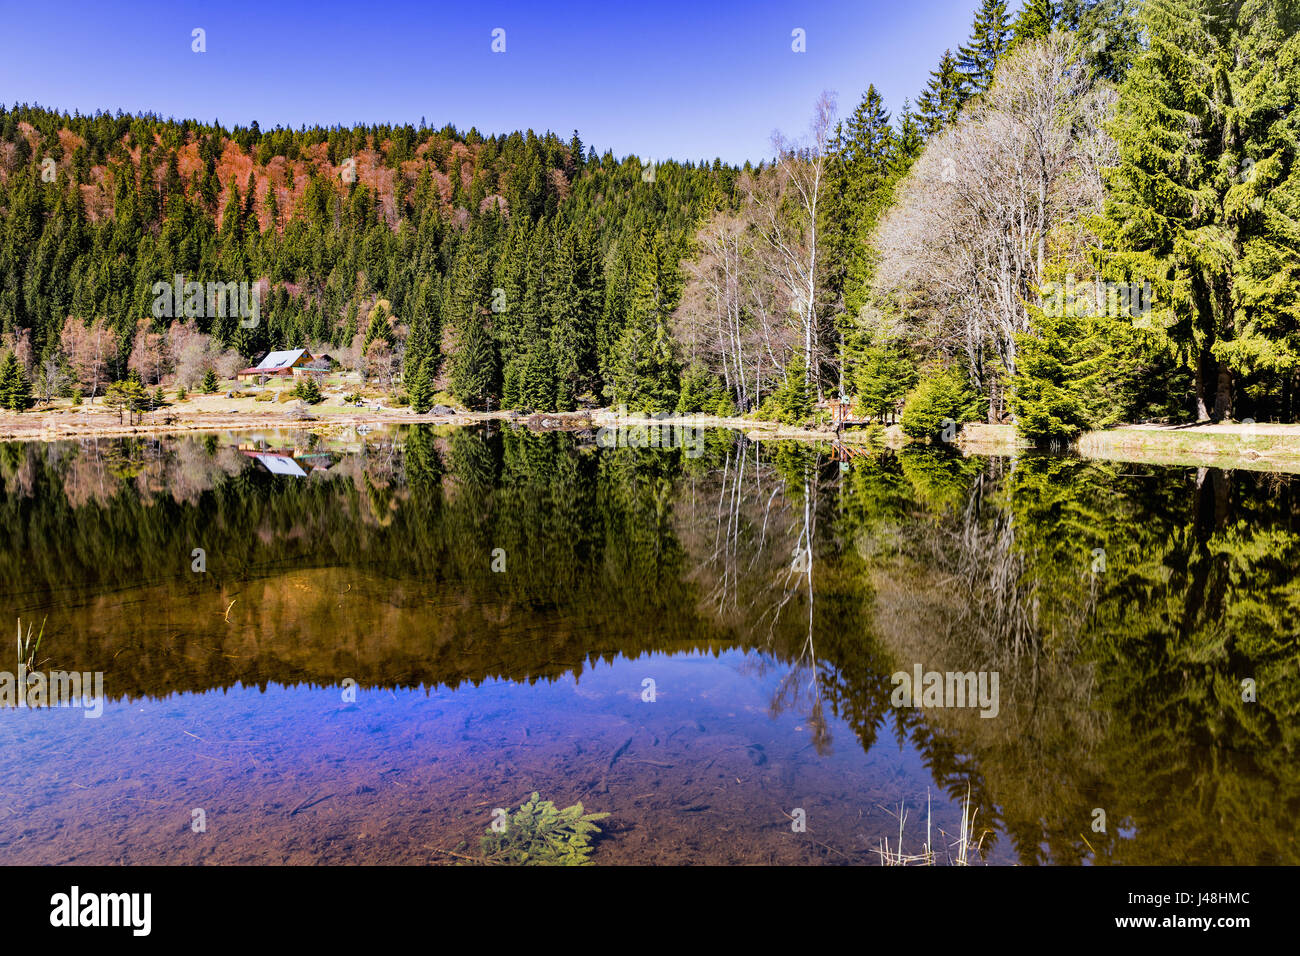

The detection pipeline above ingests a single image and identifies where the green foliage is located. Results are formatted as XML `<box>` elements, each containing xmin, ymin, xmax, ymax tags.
<box><xmin>771</xmin><ymin>352</ymin><xmax>814</xmax><ymax>425</ymax></box>
<box><xmin>1100</xmin><ymin>0</ymin><xmax>1300</xmax><ymax>421</ymax></box>
<box><xmin>1011</xmin><ymin>281</ymin><xmax>1164</xmax><ymax>445</ymax></box>
<box><xmin>361</xmin><ymin>300</ymin><xmax>395</xmax><ymax>356</ymax></box>
<box><xmin>855</xmin><ymin>339</ymin><xmax>917</xmax><ymax>422</ymax></box>
<box><xmin>956</xmin><ymin>0</ymin><xmax>1013</xmax><ymax>98</ymax></box>
<box><xmin>0</xmin><ymin>103</ymin><xmax>727</xmax><ymax>409</ymax></box>
<box><xmin>451</xmin><ymin>312</ymin><xmax>499</xmax><ymax>410</ymax></box>
<box><xmin>407</xmin><ymin>358</ymin><xmax>434</xmax><ymax>413</ymax></box>
<box><xmin>917</xmin><ymin>49</ymin><xmax>966</xmax><ymax>136</ymax></box>
<box><xmin>900</xmin><ymin>366</ymin><xmax>983</xmax><ymax>441</ymax></box>
<box><xmin>200</xmin><ymin>368</ymin><xmax>219</xmax><ymax>394</ymax></box>
<box><xmin>0</xmin><ymin>352</ymin><xmax>32</xmax><ymax>412</ymax></box>
<box><xmin>103</xmin><ymin>375</ymin><xmax>151</xmax><ymax>424</ymax></box>
<box><xmin>479</xmin><ymin>792</ymin><xmax>609</xmax><ymax>866</ymax></box>
<box><xmin>1011</xmin><ymin>305</ymin><xmax>1104</xmax><ymax>446</ymax></box>
<box><xmin>1010</xmin><ymin>0</ymin><xmax>1058</xmax><ymax>49</ymax></box>
<box><xmin>676</xmin><ymin>362</ymin><xmax>732</xmax><ymax>415</ymax></box>
<box><xmin>292</xmin><ymin>377</ymin><xmax>322</xmax><ymax>404</ymax></box>
<box><xmin>608</xmin><ymin>232</ymin><xmax>679</xmax><ymax>413</ymax></box>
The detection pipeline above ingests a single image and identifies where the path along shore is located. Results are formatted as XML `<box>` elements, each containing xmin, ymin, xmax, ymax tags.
<box><xmin>3</xmin><ymin>403</ymin><xmax>1299</xmax><ymax>473</ymax></box>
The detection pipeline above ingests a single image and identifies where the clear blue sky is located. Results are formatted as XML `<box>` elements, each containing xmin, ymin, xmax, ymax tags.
<box><xmin>0</xmin><ymin>0</ymin><xmax>1017</xmax><ymax>165</ymax></box>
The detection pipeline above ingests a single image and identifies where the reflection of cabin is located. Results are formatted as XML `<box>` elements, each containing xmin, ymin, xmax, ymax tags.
<box><xmin>236</xmin><ymin>349</ymin><xmax>332</xmax><ymax>384</ymax></box>
<box><xmin>238</xmin><ymin>443</ymin><xmax>335</xmax><ymax>478</ymax></box>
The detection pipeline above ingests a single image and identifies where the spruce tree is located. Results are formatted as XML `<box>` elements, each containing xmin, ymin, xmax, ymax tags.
<box><xmin>1098</xmin><ymin>0</ymin><xmax>1298</xmax><ymax>420</ymax></box>
<box><xmin>0</xmin><ymin>351</ymin><xmax>31</xmax><ymax>411</ymax></box>
<box><xmin>546</xmin><ymin>226</ymin><xmax>587</xmax><ymax>410</ymax></box>
<box><xmin>775</xmin><ymin>352</ymin><xmax>813</xmax><ymax>425</ymax></box>
<box><xmin>956</xmin><ymin>0</ymin><xmax>1013</xmax><ymax>99</ymax></box>
<box><xmin>361</xmin><ymin>300</ymin><xmax>395</xmax><ymax>356</ymax></box>
<box><xmin>916</xmin><ymin>50</ymin><xmax>966</xmax><ymax>136</ymax></box>
<box><xmin>609</xmin><ymin>233</ymin><xmax>679</xmax><ymax>412</ymax></box>
<box><xmin>1010</xmin><ymin>0</ymin><xmax>1059</xmax><ymax>49</ymax></box>
<box><xmin>856</xmin><ymin>341</ymin><xmax>917</xmax><ymax>423</ymax></box>
<box><xmin>448</xmin><ymin>244</ymin><xmax>499</xmax><ymax>409</ymax></box>
<box><xmin>452</xmin><ymin>314</ymin><xmax>498</xmax><ymax>410</ymax></box>
<box><xmin>408</xmin><ymin>357</ymin><xmax>434</xmax><ymax>413</ymax></box>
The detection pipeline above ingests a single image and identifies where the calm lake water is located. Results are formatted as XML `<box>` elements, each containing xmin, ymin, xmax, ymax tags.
<box><xmin>0</xmin><ymin>424</ymin><xmax>1295</xmax><ymax>865</ymax></box>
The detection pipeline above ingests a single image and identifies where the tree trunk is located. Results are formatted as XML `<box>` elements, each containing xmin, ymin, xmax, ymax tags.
<box><xmin>1214</xmin><ymin>364</ymin><xmax>1233</xmax><ymax>421</ymax></box>
<box><xmin>1195</xmin><ymin>347</ymin><xmax>1214</xmax><ymax>421</ymax></box>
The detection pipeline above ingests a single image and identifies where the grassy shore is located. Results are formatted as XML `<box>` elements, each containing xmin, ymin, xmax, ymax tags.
<box><xmin>1076</xmin><ymin>423</ymin><xmax>1300</xmax><ymax>473</ymax></box>
<box><xmin>6</xmin><ymin>392</ymin><xmax>1300</xmax><ymax>473</ymax></box>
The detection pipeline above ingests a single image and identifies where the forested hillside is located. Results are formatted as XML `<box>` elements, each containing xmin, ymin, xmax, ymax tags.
<box><xmin>0</xmin><ymin>104</ymin><xmax>737</xmax><ymax>411</ymax></box>
<box><xmin>2</xmin><ymin>0</ymin><xmax>1298</xmax><ymax>439</ymax></box>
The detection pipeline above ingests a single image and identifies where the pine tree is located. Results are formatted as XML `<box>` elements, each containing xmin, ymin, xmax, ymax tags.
<box><xmin>900</xmin><ymin>367</ymin><xmax>983</xmax><ymax>440</ymax></box>
<box><xmin>361</xmin><ymin>299</ymin><xmax>395</xmax><ymax>355</ymax></box>
<box><xmin>916</xmin><ymin>50</ymin><xmax>966</xmax><ymax>136</ymax></box>
<box><xmin>200</xmin><ymin>367</ymin><xmax>219</xmax><ymax>393</ymax></box>
<box><xmin>408</xmin><ymin>356</ymin><xmax>434</xmax><ymax>413</ymax></box>
<box><xmin>825</xmin><ymin>85</ymin><xmax>895</xmax><ymax>326</ymax></box>
<box><xmin>449</xmin><ymin>243</ymin><xmax>499</xmax><ymax>409</ymax></box>
<box><xmin>609</xmin><ymin>233</ymin><xmax>679</xmax><ymax>412</ymax></box>
<box><xmin>263</xmin><ymin>185</ymin><xmax>279</xmax><ymax>231</ymax></box>
<box><xmin>546</xmin><ymin>226</ymin><xmax>588</xmax><ymax>410</ymax></box>
<box><xmin>1010</xmin><ymin>0</ymin><xmax>1059</xmax><ymax>49</ymax></box>
<box><xmin>293</xmin><ymin>376</ymin><xmax>322</xmax><ymax>404</ymax></box>
<box><xmin>956</xmin><ymin>0</ymin><xmax>1013</xmax><ymax>99</ymax></box>
<box><xmin>856</xmin><ymin>340</ymin><xmax>917</xmax><ymax>423</ymax></box>
<box><xmin>1062</xmin><ymin>0</ymin><xmax>1145</xmax><ymax>82</ymax></box>
<box><xmin>1010</xmin><ymin>302</ymin><xmax>1112</xmax><ymax>445</ymax></box>
<box><xmin>1220</xmin><ymin>0</ymin><xmax>1300</xmax><ymax>411</ymax></box>
<box><xmin>1099</xmin><ymin>0</ymin><xmax>1291</xmax><ymax>421</ymax></box>
<box><xmin>888</xmin><ymin>103</ymin><xmax>925</xmax><ymax>178</ymax></box>
<box><xmin>774</xmin><ymin>352</ymin><xmax>813</xmax><ymax>425</ymax></box>
<box><xmin>118</xmin><ymin>373</ymin><xmax>150</xmax><ymax>424</ymax></box>
<box><xmin>0</xmin><ymin>351</ymin><xmax>31</xmax><ymax>411</ymax></box>
<box><xmin>219</xmin><ymin>184</ymin><xmax>242</xmax><ymax>242</ymax></box>
<box><xmin>452</xmin><ymin>314</ymin><xmax>498</xmax><ymax>410</ymax></box>
<box><xmin>676</xmin><ymin>362</ymin><xmax>725</xmax><ymax>414</ymax></box>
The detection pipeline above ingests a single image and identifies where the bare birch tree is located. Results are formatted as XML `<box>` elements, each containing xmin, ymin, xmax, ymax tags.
<box><xmin>745</xmin><ymin>92</ymin><xmax>837</xmax><ymax>401</ymax></box>
<box><xmin>676</xmin><ymin>211</ymin><xmax>800</xmax><ymax>411</ymax></box>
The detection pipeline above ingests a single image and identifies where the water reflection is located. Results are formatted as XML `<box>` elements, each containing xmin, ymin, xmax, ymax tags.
<box><xmin>0</xmin><ymin>426</ymin><xmax>1295</xmax><ymax>864</ymax></box>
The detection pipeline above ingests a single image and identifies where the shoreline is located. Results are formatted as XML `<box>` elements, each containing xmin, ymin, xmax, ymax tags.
<box><xmin>4</xmin><ymin>405</ymin><xmax>1300</xmax><ymax>472</ymax></box>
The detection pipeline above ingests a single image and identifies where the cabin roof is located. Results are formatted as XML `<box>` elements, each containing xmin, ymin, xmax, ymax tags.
<box><xmin>254</xmin><ymin>348</ymin><xmax>310</xmax><ymax>370</ymax></box>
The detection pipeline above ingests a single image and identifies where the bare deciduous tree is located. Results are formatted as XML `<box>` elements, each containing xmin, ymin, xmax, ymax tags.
<box><xmin>60</xmin><ymin>316</ymin><xmax>114</xmax><ymax>402</ymax></box>
<box><xmin>746</xmin><ymin>91</ymin><xmax>837</xmax><ymax>401</ymax></box>
<box><xmin>873</xmin><ymin>33</ymin><xmax>1115</xmax><ymax>420</ymax></box>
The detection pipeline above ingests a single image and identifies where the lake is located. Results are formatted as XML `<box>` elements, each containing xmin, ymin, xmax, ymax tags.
<box><xmin>0</xmin><ymin>424</ymin><xmax>1294</xmax><ymax>864</ymax></box>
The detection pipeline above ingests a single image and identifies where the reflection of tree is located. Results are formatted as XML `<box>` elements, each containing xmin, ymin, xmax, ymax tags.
<box><xmin>4</xmin><ymin>427</ymin><xmax>1298</xmax><ymax>863</ymax></box>
<box><xmin>0</xmin><ymin>426</ymin><xmax>729</xmax><ymax>701</ymax></box>
<box><xmin>1081</xmin><ymin>466</ymin><xmax>1300</xmax><ymax>864</ymax></box>
<box><xmin>676</xmin><ymin>438</ymin><xmax>843</xmax><ymax>755</ymax></box>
